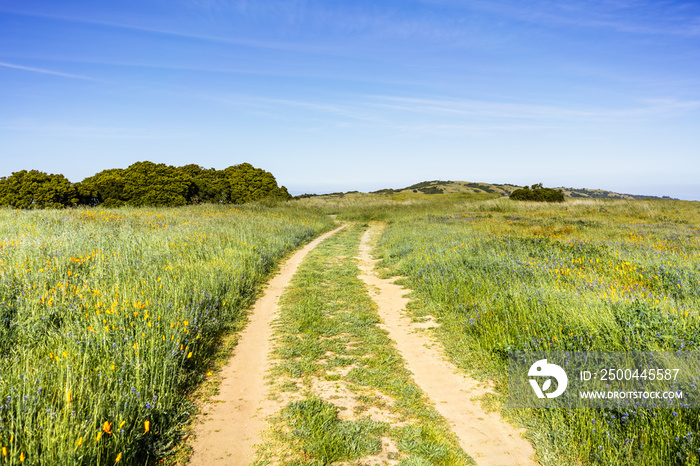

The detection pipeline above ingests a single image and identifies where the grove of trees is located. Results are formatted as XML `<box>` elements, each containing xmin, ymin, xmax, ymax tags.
<box><xmin>0</xmin><ymin>161</ymin><xmax>291</xmax><ymax>209</ymax></box>
<box><xmin>509</xmin><ymin>183</ymin><xmax>565</xmax><ymax>202</ymax></box>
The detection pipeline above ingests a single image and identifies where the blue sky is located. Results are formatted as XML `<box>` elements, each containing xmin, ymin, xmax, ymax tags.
<box><xmin>1</xmin><ymin>0</ymin><xmax>699</xmax><ymax>199</ymax></box>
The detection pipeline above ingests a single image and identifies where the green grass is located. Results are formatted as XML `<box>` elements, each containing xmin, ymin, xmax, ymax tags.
<box><xmin>4</xmin><ymin>194</ymin><xmax>699</xmax><ymax>465</ymax></box>
<box><xmin>294</xmin><ymin>191</ymin><xmax>498</xmax><ymax>222</ymax></box>
<box><xmin>281</xmin><ymin>397</ymin><xmax>383</xmax><ymax>464</ymax></box>
<box><xmin>374</xmin><ymin>197</ymin><xmax>700</xmax><ymax>465</ymax></box>
<box><xmin>257</xmin><ymin>224</ymin><xmax>472</xmax><ymax>465</ymax></box>
<box><xmin>0</xmin><ymin>203</ymin><xmax>332</xmax><ymax>465</ymax></box>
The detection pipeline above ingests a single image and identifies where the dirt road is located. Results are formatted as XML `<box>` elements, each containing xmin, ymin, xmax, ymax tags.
<box><xmin>189</xmin><ymin>223</ymin><xmax>536</xmax><ymax>465</ymax></box>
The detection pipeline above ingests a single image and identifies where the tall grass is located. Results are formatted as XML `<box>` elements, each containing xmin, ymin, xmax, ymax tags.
<box><xmin>0</xmin><ymin>204</ymin><xmax>332</xmax><ymax>465</ymax></box>
<box><xmin>295</xmin><ymin>192</ymin><xmax>497</xmax><ymax>222</ymax></box>
<box><xmin>375</xmin><ymin>198</ymin><xmax>700</xmax><ymax>464</ymax></box>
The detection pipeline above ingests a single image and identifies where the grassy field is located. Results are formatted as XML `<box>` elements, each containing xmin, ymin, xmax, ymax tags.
<box><xmin>367</xmin><ymin>197</ymin><xmax>700</xmax><ymax>465</ymax></box>
<box><xmin>0</xmin><ymin>204</ymin><xmax>332</xmax><ymax>465</ymax></box>
<box><xmin>2</xmin><ymin>194</ymin><xmax>699</xmax><ymax>465</ymax></box>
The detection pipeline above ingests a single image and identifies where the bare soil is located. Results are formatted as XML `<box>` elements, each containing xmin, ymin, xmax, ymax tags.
<box><xmin>356</xmin><ymin>223</ymin><xmax>538</xmax><ymax>466</ymax></box>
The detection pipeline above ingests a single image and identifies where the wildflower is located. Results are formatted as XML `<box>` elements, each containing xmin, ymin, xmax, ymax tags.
<box><xmin>20</xmin><ymin>452</ymin><xmax>25</xmax><ymax>462</ymax></box>
<box><xmin>67</xmin><ymin>391</ymin><xmax>72</xmax><ymax>403</ymax></box>
<box><xmin>115</xmin><ymin>452</ymin><xmax>122</xmax><ymax>463</ymax></box>
<box><xmin>1</xmin><ymin>447</ymin><xmax>6</xmax><ymax>456</ymax></box>
<box><xmin>96</xmin><ymin>431</ymin><xmax>103</xmax><ymax>442</ymax></box>
<box><xmin>103</xmin><ymin>421</ymin><xmax>112</xmax><ymax>434</ymax></box>
<box><xmin>187</xmin><ymin>352</ymin><xmax>193</xmax><ymax>359</ymax></box>
<box><xmin>119</xmin><ymin>421</ymin><xmax>126</xmax><ymax>429</ymax></box>
<box><xmin>76</xmin><ymin>436</ymin><xmax>83</xmax><ymax>446</ymax></box>
<box><xmin>144</xmin><ymin>421</ymin><xmax>150</xmax><ymax>433</ymax></box>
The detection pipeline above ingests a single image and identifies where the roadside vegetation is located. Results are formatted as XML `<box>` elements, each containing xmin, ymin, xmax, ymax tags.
<box><xmin>0</xmin><ymin>203</ymin><xmax>331</xmax><ymax>464</ymax></box>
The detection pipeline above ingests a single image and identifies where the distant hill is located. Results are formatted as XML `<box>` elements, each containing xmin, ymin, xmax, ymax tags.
<box><xmin>370</xmin><ymin>180</ymin><xmax>676</xmax><ymax>200</ymax></box>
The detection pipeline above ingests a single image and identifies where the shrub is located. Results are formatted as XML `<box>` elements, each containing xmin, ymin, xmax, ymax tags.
<box><xmin>510</xmin><ymin>183</ymin><xmax>564</xmax><ymax>202</ymax></box>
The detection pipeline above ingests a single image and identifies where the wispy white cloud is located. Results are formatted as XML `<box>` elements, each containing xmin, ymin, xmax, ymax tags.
<box><xmin>0</xmin><ymin>54</ymin><xmax>424</xmax><ymax>89</ymax></box>
<box><xmin>0</xmin><ymin>8</ymin><xmax>334</xmax><ymax>54</ymax></box>
<box><xmin>0</xmin><ymin>61</ymin><xmax>94</xmax><ymax>80</ymax></box>
<box><xmin>364</xmin><ymin>95</ymin><xmax>700</xmax><ymax>122</ymax></box>
<box><xmin>209</xmin><ymin>92</ymin><xmax>700</xmax><ymax>136</ymax></box>
<box><xmin>420</xmin><ymin>0</ymin><xmax>700</xmax><ymax>37</ymax></box>
<box><xmin>1</xmin><ymin>3</ymin><xmax>497</xmax><ymax>59</ymax></box>
<box><xmin>0</xmin><ymin>122</ymin><xmax>168</xmax><ymax>139</ymax></box>
<box><xmin>195</xmin><ymin>93</ymin><xmax>556</xmax><ymax>135</ymax></box>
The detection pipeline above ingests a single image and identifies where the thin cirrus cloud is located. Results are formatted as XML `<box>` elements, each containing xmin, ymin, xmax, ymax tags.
<box><xmin>0</xmin><ymin>61</ymin><xmax>94</xmax><ymax>80</ymax></box>
<box><xmin>0</xmin><ymin>8</ymin><xmax>339</xmax><ymax>54</ymax></box>
<box><xmin>233</xmin><ymin>93</ymin><xmax>700</xmax><ymax>133</ymax></box>
<box><xmin>1</xmin><ymin>3</ymin><xmax>500</xmax><ymax>59</ymax></box>
<box><xmin>0</xmin><ymin>123</ymin><xmax>156</xmax><ymax>138</ymax></box>
<box><xmin>365</xmin><ymin>95</ymin><xmax>700</xmax><ymax>122</ymax></box>
<box><xmin>2</xmin><ymin>54</ymin><xmax>425</xmax><ymax>90</ymax></box>
<box><xmin>198</xmin><ymin>94</ymin><xmax>566</xmax><ymax>136</ymax></box>
<box><xmin>422</xmin><ymin>0</ymin><xmax>700</xmax><ymax>37</ymax></box>
<box><xmin>181</xmin><ymin>0</ymin><xmax>700</xmax><ymax>41</ymax></box>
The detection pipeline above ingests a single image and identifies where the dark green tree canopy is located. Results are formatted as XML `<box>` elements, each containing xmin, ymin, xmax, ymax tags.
<box><xmin>0</xmin><ymin>170</ymin><xmax>78</xmax><ymax>209</ymax></box>
<box><xmin>510</xmin><ymin>183</ymin><xmax>565</xmax><ymax>203</ymax></box>
<box><xmin>224</xmin><ymin>163</ymin><xmax>290</xmax><ymax>204</ymax></box>
<box><xmin>76</xmin><ymin>168</ymin><xmax>127</xmax><ymax>207</ymax></box>
<box><xmin>123</xmin><ymin>161</ymin><xmax>192</xmax><ymax>207</ymax></box>
<box><xmin>0</xmin><ymin>162</ymin><xmax>291</xmax><ymax>209</ymax></box>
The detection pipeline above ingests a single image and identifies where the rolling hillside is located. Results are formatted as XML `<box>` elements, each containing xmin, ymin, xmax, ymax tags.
<box><xmin>372</xmin><ymin>180</ymin><xmax>676</xmax><ymax>200</ymax></box>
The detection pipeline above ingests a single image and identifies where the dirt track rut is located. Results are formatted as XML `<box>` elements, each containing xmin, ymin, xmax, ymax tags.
<box><xmin>357</xmin><ymin>223</ymin><xmax>537</xmax><ymax>466</ymax></box>
<box><xmin>188</xmin><ymin>226</ymin><xmax>345</xmax><ymax>465</ymax></box>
